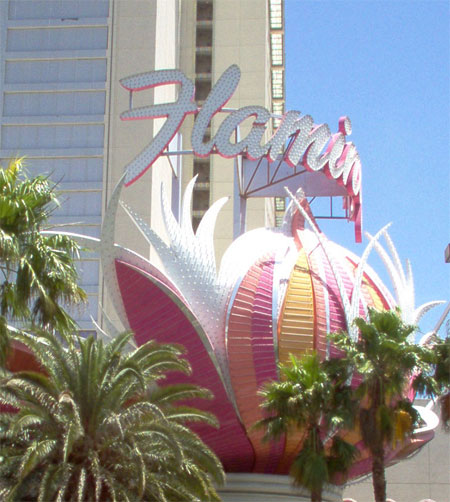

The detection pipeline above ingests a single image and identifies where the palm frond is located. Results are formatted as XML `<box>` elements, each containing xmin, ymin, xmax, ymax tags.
<box><xmin>19</xmin><ymin>439</ymin><xmax>58</xmax><ymax>480</ymax></box>
<box><xmin>1</xmin><ymin>324</ymin><xmax>224</xmax><ymax>500</ymax></box>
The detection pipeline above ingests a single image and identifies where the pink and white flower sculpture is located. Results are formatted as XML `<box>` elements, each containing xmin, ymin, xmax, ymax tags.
<box><xmin>70</xmin><ymin>177</ymin><xmax>443</xmax><ymax>481</ymax></box>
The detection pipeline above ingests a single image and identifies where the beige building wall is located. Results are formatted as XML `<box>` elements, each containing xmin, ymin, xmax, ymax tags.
<box><xmin>177</xmin><ymin>0</ymin><xmax>276</xmax><ymax>261</ymax></box>
<box><xmin>101</xmin><ymin>0</ymin><xmax>276</xmax><ymax>323</ymax></box>
<box><xmin>210</xmin><ymin>0</ymin><xmax>274</xmax><ymax>259</ymax></box>
<box><xmin>105</xmin><ymin>0</ymin><xmax>178</xmax><ymax>259</ymax></box>
<box><xmin>104</xmin><ymin>0</ymin><xmax>275</xmax><ymax>261</ymax></box>
<box><xmin>102</xmin><ymin>0</ymin><xmax>180</xmax><ymax>326</ymax></box>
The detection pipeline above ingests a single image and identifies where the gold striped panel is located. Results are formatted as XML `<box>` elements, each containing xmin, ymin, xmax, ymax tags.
<box><xmin>276</xmin><ymin>248</ymin><xmax>315</xmax><ymax>473</ymax></box>
<box><xmin>278</xmin><ymin>248</ymin><xmax>315</xmax><ymax>366</ymax></box>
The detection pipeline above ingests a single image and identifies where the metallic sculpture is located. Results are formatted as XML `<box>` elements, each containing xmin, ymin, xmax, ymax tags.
<box><xmin>90</xmin><ymin>175</ymin><xmax>440</xmax><ymax>479</ymax></box>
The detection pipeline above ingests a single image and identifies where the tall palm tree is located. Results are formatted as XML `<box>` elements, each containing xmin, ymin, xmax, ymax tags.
<box><xmin>434</xmin><ymin>336</ymin><xmax>450</xmax><ymax>428</ymax></box>
<box><xmin>256</xmin><ymin>352</ymin><xmax>358</xmax><ymax>502</ymax></box>
<box><xmin>423</xmin><ymin>334</ymin><xmax>450</xmax><ymax>430</ymax></box>
<box><xmin>0</xmin><ymin>159</ymin><xmax>86</xmax><ymax>363</ymax></box>
<box><xmin>329</xmin><ymin>308</ymin><xmax>437</xmax><ymax>502</ymax></box>
<box><xmin>0</xmin><ymin>329</ymin><xmax>225</xmax><ymax>501</ymax></box>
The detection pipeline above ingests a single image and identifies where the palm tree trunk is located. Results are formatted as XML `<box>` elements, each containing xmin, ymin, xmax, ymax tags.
<box><xmin>311</xmin><ymin>488</ymin><xmax>322</xmax><ymax>502</ymax></box>
<box><xmin>368</xmin><ymin>379</ymin><xmax>387</xmax><ymax>502</ymax></box>
<box><xmin>371</xmin><ymin>443</ymin><xmax>386</xmax><ymax>502</ymax></box>
<box><xmin>310</xmin><ymin>426</ymin><xmax>323</xmax><ymax>502</ymax></box>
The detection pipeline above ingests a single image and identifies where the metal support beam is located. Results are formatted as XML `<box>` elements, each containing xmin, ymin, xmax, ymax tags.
<box><xmin>233</xmin><ymin>148</ymin><xmax>246</xmax><ymax>239</ymax></box>
<box><xmin>168</xmin><ymin>134</ymin><xmax>182</xmax><ymax>222</ymax></box>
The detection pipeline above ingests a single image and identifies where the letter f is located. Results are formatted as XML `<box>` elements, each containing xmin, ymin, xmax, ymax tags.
<box><xmin>120</xmin><ymin>69</ymin><xmax>197</xmax><ymax>186</ymax></box>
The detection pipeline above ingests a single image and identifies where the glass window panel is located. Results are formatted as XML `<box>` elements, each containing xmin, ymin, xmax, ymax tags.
<box><xmin>1</xmin><ymin>125</ymin><xmax>104</xmax><ymax>149</ymax></box>
<box><xmin>3</xmin><ymin>91</ymin><xmax>105</xmax><ymax>117</ymax></box>
<box><xmin>22</xmin><ymin>158</ymin><xmax>103</xmax><ymax>183</ymax></box>
<box><xmin>76</xmin><ymin>260</ymin><xmax>100</xmax><ymax>286</ymax></box>
<box><xmin>7</xmin><ymin>27</ymin><xmax>107</xmax><ymax>51</ymax></box>
<box><xmin>65</xmin><ymin>295</ymin><xmax>98</xmax><ymax>323</ymax></box>
<box><xmin>8</xmin><ymin>0</ymin><xmax>109</xmax><ymax>20</ymax></box>
<box><xmin>55</xmin><ymin>191</ymin><xmax>102</xmax><ymax>217</ymax></box>
<box><xmin>5</xmin><ymin>59</ymin><xmax>107</xmax><ymax>84</ymax></box>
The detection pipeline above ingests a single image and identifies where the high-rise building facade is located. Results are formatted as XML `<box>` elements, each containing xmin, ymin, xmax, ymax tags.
<box><xmin>0</xmin><ymin>0</ymin><xmax>110</xmax><ymax>329</ymax></box>
<box><xmin>0</xmin><ymin>0</ymin><xmax>285</xmax><ymax>330</ymax></box>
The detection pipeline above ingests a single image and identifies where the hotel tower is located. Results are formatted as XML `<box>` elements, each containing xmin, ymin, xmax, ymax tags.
<box><xmin>0</xmin><ymin>0</ymin><xmax>285</xmax><ymax>330</ymax></box>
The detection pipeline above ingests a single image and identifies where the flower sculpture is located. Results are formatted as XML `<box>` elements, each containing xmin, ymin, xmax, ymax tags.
<box><xmin>54</xmin><ymin>178</ymin><xmax>443</xmax><ymax>480</ymax></box>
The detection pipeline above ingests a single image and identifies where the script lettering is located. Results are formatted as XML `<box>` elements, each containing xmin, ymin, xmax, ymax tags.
<box><xmin>120</xmin><ymin>69</ymin><xmax>197</xmax><ymax>186</ymax></box>
<box><xmin>214</xmin><ymin>106</ymin><xmax>271</xmax><ymax>159</ymax></box>
<box><xmin>191</xmin><ymin>65</ymin><xmax>241</xmax><ymax>156</ymax></box>
<box><xmin>120</xmin><ymin>65</ymin><xmax>362</xmax><ymax>202</ymax></box>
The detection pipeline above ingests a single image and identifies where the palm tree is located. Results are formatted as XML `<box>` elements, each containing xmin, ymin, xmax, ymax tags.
<box><xmin>329</xmin><ymin>308</ymin><xmax>437</xmax><ymax>502</ymax></box>
<box><xmin>0</xmin><ymin>159</ymin><xmax>86</xmax><ymax>363</ymax></box>
<box><xmin>0</xmin><ymin>329</ymin><xmax>225</xmax><ymax>501</ymax></box>
<box><xmin>434</xmin><ymin>335</ymin><xmax>450</xmax><ymax>429</ymax></box>
<box><xmin>420</xmin><ymin>334</ymin><xmax>450</xmax><ymax>430</ymax></box>
<box><xmin>256</xmin><ymin>352</ymin><xmax>358</xmax><ymax>502</ymax></box>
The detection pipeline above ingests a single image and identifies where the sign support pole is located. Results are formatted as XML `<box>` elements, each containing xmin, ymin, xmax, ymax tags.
<box><xmin>168</xmin><ymin>133</ymin><xmax>183</xmax><ymax>222</ymax></box>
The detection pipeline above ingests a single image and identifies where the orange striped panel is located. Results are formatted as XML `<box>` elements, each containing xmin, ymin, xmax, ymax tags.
<box><xmin>227</xmin><ymin>265</ymin><xmax>261</xmax><ymax>434</ymax></box>
<box><xmin>227</xmin><ymin>256</ymin><xmax>279</xmax><ymax>472</ymax></box>
<box><xmin>300</xmin><ymin>231</ymin><xmax>329</xmax><ymax>359</ymax></box>
<box><xmin>278</xmin><ymin>248</ymin><xmax>315</xmax><ymax>365</ymax></box>
<box><xmin>276</xmin><ymin>248</ymin><xmax>315</xmax><ymax>472</ymax></box>
<box><xmin>309</xmin><ymin>260</ymin><xmax>328</xmax><ymax>358</ymax></box>
<box><xmin>362</xmin><ymin>274</ymin><xmax>385</xmax><ymax>311</ymax></box>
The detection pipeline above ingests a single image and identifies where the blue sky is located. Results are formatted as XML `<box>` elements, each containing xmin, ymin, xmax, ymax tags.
<box><xmin>284</xmin><ymin>0</ymin><xmax>449</xmax><ymax>336</ymax></box>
